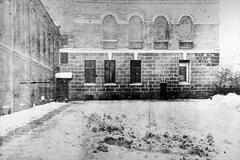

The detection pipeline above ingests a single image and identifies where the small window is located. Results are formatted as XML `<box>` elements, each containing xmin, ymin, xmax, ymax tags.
<box><xmin>104</xmin><ymin>60</ymin><xmax>116</xmax><ymax>83</ymax></box>
<box><xmin>179</xmin><ymin>60</ymin><xmax>190</xmax><ymax>83</ymax></box>
<box><xmin>85</xmin><ymin>60</ymin><xmax>96</xmax><ymax>83</ymax></box>
<box><xmin>60</xmin><ymin>52</ymin><xmax>68</xmax><ymax>64</ymax></box>
<box><xmin>130</xmin><ymin>60</ymin><xmax>141</xmax><ymax>83</ymax></box>
<box><xmin>62</xmin><ymin>35</ymin><xmax>68</xmax><ymax>47</ymax></box>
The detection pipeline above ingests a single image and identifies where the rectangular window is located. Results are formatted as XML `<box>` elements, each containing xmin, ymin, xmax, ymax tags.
<box><xmin>104</xmin><ymin>60</ymin><xmax>116</xmax><ymax>83</ymax></box>
<box><xmin>60</xmin><ymin>52</ymin><xmax>68</xmax><ymax>64</ymax></box>
<box><xmin>179</xmin><ymin>60</ymin><xmax>190</xmax><ymax>83</ymax></box>
<box><xmin>62</xmin><ymin>35</ymin><xmax>68</xmax><ymax>47</ymax></box>
<box><xmin>130</xmin><ymin>60</ymin><xmax>141</xmax><ymax>83</ymax></box>
<box><xmin>85</xmin><ymin>60</ymin><xmax>96</xmax><ymax>83</ymax></box>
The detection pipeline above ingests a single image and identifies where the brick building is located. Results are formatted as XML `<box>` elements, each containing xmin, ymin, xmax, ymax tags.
<box><xmin>47</xmin><ymin>0</ymin><xmax>220</xmax><ymax>100</ymax></box>
<box><xmin>0</xmin><ymin>0</ymin><xmax>61</xmax><ymax>114</ymax></box>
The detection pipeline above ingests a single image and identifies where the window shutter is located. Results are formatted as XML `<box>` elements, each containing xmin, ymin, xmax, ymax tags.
<box><xmin>104</xmin><ymin>60</ymin><xmax>115</xmax><ymax>83</ymax></box>
<box><xmin>104</xmin><ymin>60</ymin><xmax>110</xmax><ymax>83</ymax></box>
<box><xmin>85</xmin><ymin>60</ymin><xmax>96</xmax><ymax>83</ymax></box>
<box><xmin>110</xmin><ymin>60</ymin><xmax>116</xmax><ymax>83</ymax></box>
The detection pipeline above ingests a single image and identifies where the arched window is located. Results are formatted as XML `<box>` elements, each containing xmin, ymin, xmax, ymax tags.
<box><xmin>154</xmin><ymin>16</ymin><xmax>169</xmax><ymax>49</ymax></box>
<box><xmin>129</xmin><ymin>15</ymin><xmax>143</xmax><ymax>49</ymax></box>
<box><xmin>179</xmin><ymin>16</ymin><xmax>194</xmax><ymax>49</ymax></box>
<box><xmin>102</xmin><ymin>15</ymin><xmax>117</xmax><ymax>49</ymax></box>
<box><xmin>179</xmin><ymin>16</ymin><xmax>193</xmax><ymax>40</ymax></box>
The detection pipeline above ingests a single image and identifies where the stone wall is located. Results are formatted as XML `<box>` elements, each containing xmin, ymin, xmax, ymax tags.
<box><xmin>0</xmin><ymin>0</ymin><xmax>61</xmax><ymax>115</ymax></box>
<box><xmin>59</xmin><ymin>51</ymin><xmax>219</xmax><ymax>100</ymax></box>
<box><xmin>42</xmin><ymin>0</ymin><xmax>219</xmax><ymax>50</ymax></box>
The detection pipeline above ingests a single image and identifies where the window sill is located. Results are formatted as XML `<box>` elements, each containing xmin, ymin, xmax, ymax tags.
<box><xmin>101</xmin><ymin>40</ymin><xmax>118</xmax><ymax>42</ymax></box>
<box><xmin>129</xmin><ymin>83</ymin><xmax>143</xmax><ymax>86</ymax></box>
<box><xmin>103</xmin><ymin>83</ymin><xmax>117</xmax><ymax>86</ymax></box>
<box><xmin>179</xmin><ymin>82</ymin><xmax>191</xmax><ymax>85</ymax></box>
<box><xmin>84</xmin><ymin>83</ymin><xmax>97</xmax><ymax>86</ymax></box>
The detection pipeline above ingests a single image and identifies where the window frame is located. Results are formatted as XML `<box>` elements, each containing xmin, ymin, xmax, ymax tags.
<box><xmin>179</xmin><ymin>60</ymin><xmax>190</xmax><ymax>84</ymax></box>
<box><xmin>60</xmin><ymin>52</ymin><xmax>68</xmax><ymax>64</ymax></box>
<box><xmin>104</xmin><ymin>60</ymin><xmax>116</xmax><ymax>84</ymax></box>
<box><xmin>61</xmin><ymin>35</ymin><xmax>69</xmax><ymax>47</ymax></box>
<box><xmin>84</xmin><ymin>60</ymin><xmax>96</xmax><ymax>84</ymax></box>
<box><xmin>130</xmin><ymin>60</ymin><xmax>142</xmax><ymax>84</ymax></box>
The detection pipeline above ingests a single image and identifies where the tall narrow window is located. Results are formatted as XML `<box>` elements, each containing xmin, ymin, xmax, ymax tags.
<box><xmin>130</xmin><ymin>60</ymin><xmax>141</xmax><ymax>83</ymax></box>
<box><xmin>102</xmin><ymin>15</ymin><xmax>117</xmax><ymax>49</ymax></box>
<box><xmin>60</xmin><ymin>52</ymin><xmax>68</xmax><ymax>64</ymax></box>
<box><xmin>179</xmin><ymin>60</ymin><xmax>190</xmax><ymax>83</ymax></box>
<box><xmin>37</xmin><ymin>25</ymin><xmax>41</xmax><ymax>57</ymax></box>
<box><xmin>104</xmin><ymin>60</ymin><xmax>116</xmax><ymax>83</ymax></box>
<box><xmin>85</xmin><ymin>60</ymin><xmax>96</xmax><ymax>83</ymax></box>
<box><xmin>154</xmin><ymin>16</ymin><xmax>169</xmax><ymax>49</ymax></box>
<box><xmin>62</xmin><ymin>35</ymin><xmax>68</xmax><ymax>47</ymax></box>
<box><xmin>129</xmin><ymin>16</ymin><xmax>143</xmax><ymax>49</ymax></box>
<box><xmin>179</xmin><ymin>16</ymin><xmax>194</xmax><ymax>49</ymax></box>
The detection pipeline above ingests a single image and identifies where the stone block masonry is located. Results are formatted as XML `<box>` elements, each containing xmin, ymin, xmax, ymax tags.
<box><xmin>59</xmin><ymin>51</ymin><xmax>219</xmax><ymax>100</ymax></box>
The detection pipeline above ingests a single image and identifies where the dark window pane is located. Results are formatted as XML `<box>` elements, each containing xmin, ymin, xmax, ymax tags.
<box><xmin>60</xmin><ymin>52</ymin><xmax>68</xmax><ymax>64</ymax></box>
<box><xmin>130</xmin><ymin>60</ymin><xmax>141</xmax><ymax>83</ymax></box>
<box><xmin>85</xmin><ymin>60</ymin><xmax>96</xmax><ymax>83</ymax></box>
<box><xmin>179</xmin><ymin>66</ymin><xmax>187</xmax><ymax>82</ymax></box>
<box><xmin>62</xmin><ymin>35</ymin><xmax>68</xmax><ymax>46</ymax></box>
<box><xmin>104</xmin><ymin>60</ymin><xmax>115</xmax><ymax>83</ymax></box>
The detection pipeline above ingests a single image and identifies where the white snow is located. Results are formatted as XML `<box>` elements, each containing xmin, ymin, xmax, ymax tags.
<box><xmin>55</xmin><ymin>72</ymin><xmax>73</xmax><ymax>79</ymax></box>
<box><xmin>211</xmin><ymin>93</ymin><xmax>240</xmax><ymax>111</ymax></box>
<box><xmin>0</xmin><ymin>102</ymin><xmax>66</xmax><ymax>137</ymax></box>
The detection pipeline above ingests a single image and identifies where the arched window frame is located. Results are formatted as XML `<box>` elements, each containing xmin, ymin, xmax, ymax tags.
<box><xmin>102</xmin><ymin>15</ymin><xmax>118</xmax><ymax>49</ymax></box>
<box><xmin>128</xmin><ymin>15</ymin><xmax>144</xmax><ymax>49</ymax></box>
<box><xmin>178</xmin><ymin>15</ymin><xmax>194</xmax><ymax>49</ymax></box>
<box><xmin>153</xmin><ymin>15</ymin><xmax>169</xmax><ymax>49</ymax></box>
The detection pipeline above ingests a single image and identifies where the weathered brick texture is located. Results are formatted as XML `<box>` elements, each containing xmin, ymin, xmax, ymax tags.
<box><xmin>60</xmin><ymin>52</ymin><xmax>219</xmax><ymax>100</ymax></box>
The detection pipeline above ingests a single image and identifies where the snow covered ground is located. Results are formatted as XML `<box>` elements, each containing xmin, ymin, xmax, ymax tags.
<box><xmin>0</xmin><ymin>102</ymin><xmax>66</xmax><ymax>137</ymax></box>
<box><xmin>0</xmin><ymin>94</ymin><xmax>240</xmax><ymax>160</ymax></box>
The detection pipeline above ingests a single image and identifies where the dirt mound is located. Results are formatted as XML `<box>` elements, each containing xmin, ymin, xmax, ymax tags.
<box><xmin>83</xmin><ymin>113</ymin><xmax>217</xmax><ymax>158</ymax></box>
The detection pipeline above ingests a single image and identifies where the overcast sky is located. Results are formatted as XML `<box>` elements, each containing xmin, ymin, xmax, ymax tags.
<box><xmin>220</xmin><ymin>0</ymin><xmax>240</xmax><ymax>57</ymax></box>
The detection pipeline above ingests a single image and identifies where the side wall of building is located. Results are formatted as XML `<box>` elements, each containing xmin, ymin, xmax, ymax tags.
<box><xmin>0</xmin><ymin>0</ymin><xmax>61</xmax><ymax>115</ymax></box>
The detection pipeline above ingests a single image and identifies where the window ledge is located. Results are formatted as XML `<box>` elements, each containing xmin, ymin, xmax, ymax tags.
<box><xmin>103</xmin><ymin>83</ymin><xmax>117</xmax><ymax>86</ymax></box>
<box><xmin>179</xmin><ymin>82</ymin><xmax>191</xmax><ymax>85</ymax></box>
<box><xmin>129</xmin><ymin>83</ymin><xmax>143</xmax><ymax>86</ymax></box>
<box><xmin>101</xmin><ymin>40</ymin><xmax>118</xmax><ymax>42</ymax></box>
<box><xmin>84</xmin><ymin>83</ymin><xmax>97</xmax><ymax>86</ymax></box>
<box><xmin>179</xmin><ymin>40</ymin><xmax>194</xmax><ymax>43</ymax></box>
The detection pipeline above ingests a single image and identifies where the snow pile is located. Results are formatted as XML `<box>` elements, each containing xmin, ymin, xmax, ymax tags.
<box><xmin>0</xmin><ymin>102</ymin><xmax>66</xmax><ymax>137</ymax></box>
<box><xmin>84</xmin><ymin>113</ymin><xmax>217</xmax><ymax>158</ymax></box>
<box><xmin>211</xmin><ymin>93</ymin><xmax>240</xmax><ymax>110</ymax></box>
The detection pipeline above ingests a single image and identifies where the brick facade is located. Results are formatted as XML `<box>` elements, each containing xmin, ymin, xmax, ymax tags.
<box><xmin>45</xmin><ymin>0</ymin><xmax>220</xmax><ymax>100</ymax></box>
<box><xmin>0</xmin><ymin>0</ymin><xmax>61</xmax><ymax>115</ymax></box>
<box><xmin>59</xmin><ymin>51</ymin><xmax>219</xmax><ymax>100</ymax></box>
